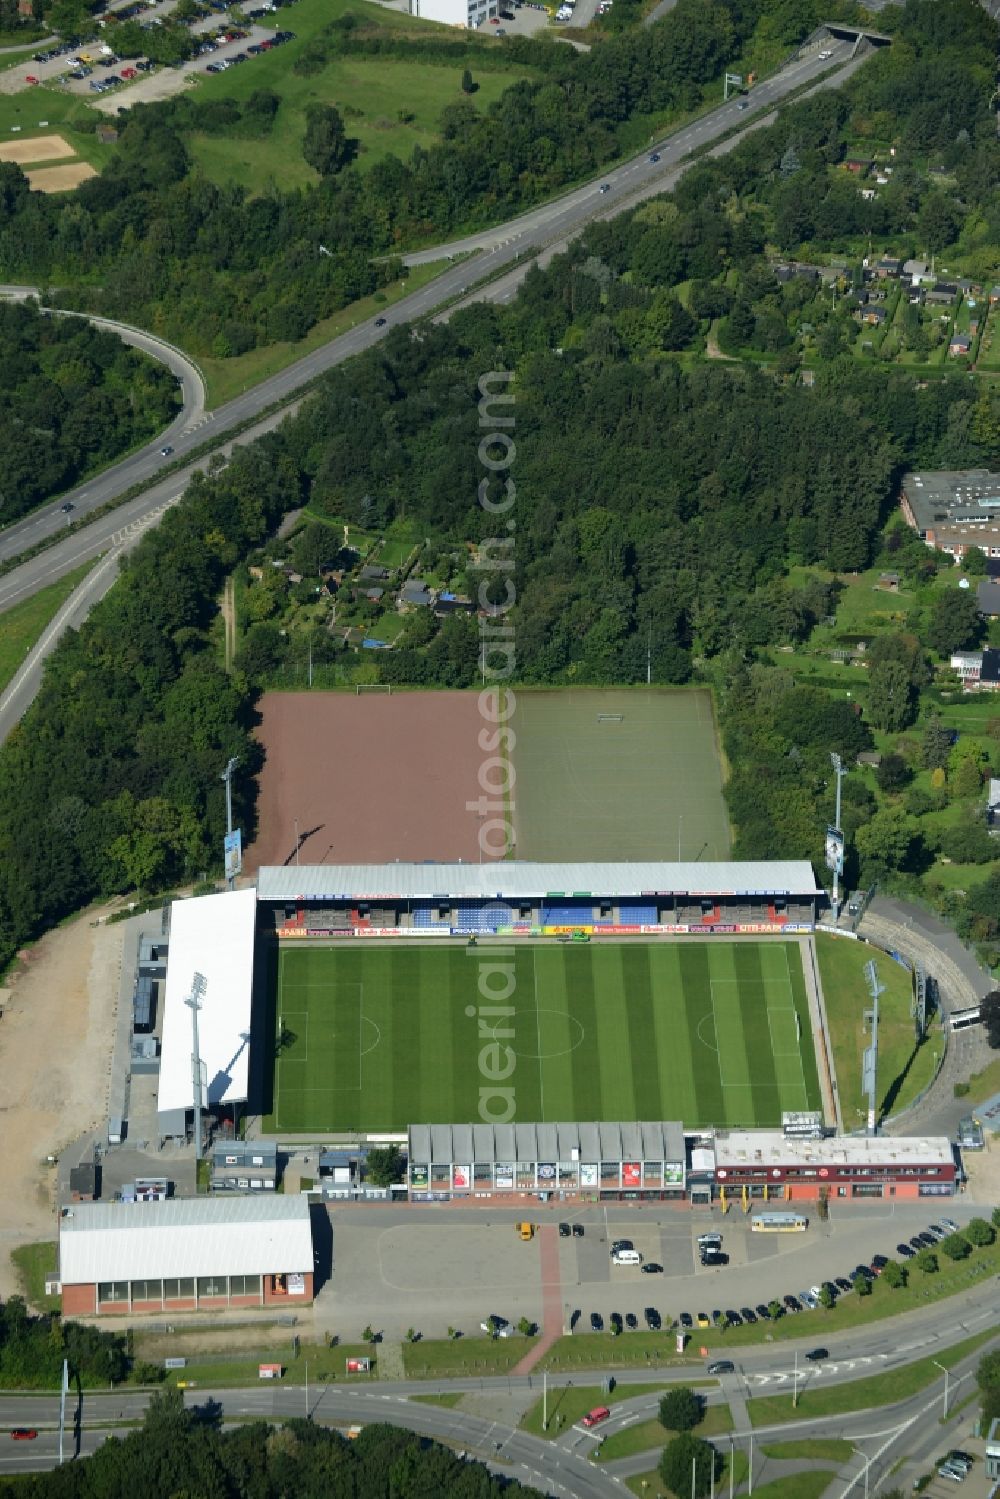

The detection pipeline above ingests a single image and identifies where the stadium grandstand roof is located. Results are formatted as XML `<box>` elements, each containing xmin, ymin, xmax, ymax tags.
<box><xmin>58</xmin><ymin>1198</ymin><xmax>312</xmax><ymax>1285</ymax></box>
<box><xmin>158</xmin><ymin>888</ymin><xmax>257</xmax><ymax>1116</ymax></box>
<box><xmin>408</xmin><ymin>1120</ymin><xmax>686</xmax><ymax>1164</ymax></box>
<box><xmin>257</xmin><ymin>861</ymin><xmax>819</xmax><ymax>902</ymax></box>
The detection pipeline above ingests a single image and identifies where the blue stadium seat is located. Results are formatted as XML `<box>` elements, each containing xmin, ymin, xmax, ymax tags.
<box><xmin>457</xmin><ymin>902</ymin><xmax>514</xmax><ymax>932</ymax></box>
<box><xmin>541</xmin><ymin>906</ymin><xmax>591</xmax><ymax>926</ymax></box>
<box><xmin>619</xmin><ymin>904</ymin><xmax>658</xmax><ymax>925</ymax></box>
<box><xmin>412</xmin><ymin>906</ymin><xmax>436</xmax><ymax>928</ymax></box>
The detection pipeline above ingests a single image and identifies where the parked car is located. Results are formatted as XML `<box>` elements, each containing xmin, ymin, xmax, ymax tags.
<box><xmin>725</xmin><ymin>1310</ymin><xmax>741</xmax><ymax>1326</ymax></box>
<box><xmin>590</xmin><ymin>1312</ymin><xmax>603</xmax><ymax>1332</ymax></box>
<box><xmin>941</xmin><ymin>1218</ymin><xmax>960</xmax><ymax>1234</ymax></box>
<box><xmin>697</xmin><ymin>1232</ymin><xmax>722</xmax><ymax>1247</ymax></box>
<box><xmin>641</xmin><ymin>1262</ymin><xmax>663</xmax><ymax>1274</ymax></box>
<box><xmin>558</xmin><ymin>1222</ymin><xmax>570</xmax><ymax>1237</ymax></box>
<box><xmin>740</xmin><ymin>1307</ymin><xmax>757</xmax><ymax>1323</ymax></box>
<box><xmin>871</xmin><ymin>1254</ymin><xmax>889</xmax><ymax>1271</ymax></box>
<box><xmin>917</xmin><ymin>1232</ymin><xmax>937</xmax><ymax>1248</ymax></box>
<box><xmin>572</xmin><ymin>1224</ymin><xmax>584</xmax><ymax>1237</ymax></box>
<box><xmin>783</xmin><ymin>1294</ymin><xmax>801</xmax><ymax>1312</ymax></box>
<box><xmin>897</xmin><ymin>1243</ymin><xmax>915</xmax><ymax>1259</ymax></box>
<box><xmin>645</xmin><ymin>1307</ymin><xmax>661</xmax><ymax>1330</ymax></box>
<box><xmin>625</xmin><ymin>1312</ymin><xmax>637</xmax><ymax>1330</ymax></box>
<box><xmin>121</xmin><ymin>66</ymin><xmax>138</xmax><ymax>78</ymax></box>
<box><xmin>25</xmin><ymin>75</ymin><xmax>39</xmax><ymax>84</ymax></box>
<box><xmin>834</xmin><ymin>1277</ymin><xmax>853</xmax><ymax>1294</ymax></box>
<box><xmin>205</xmin><ymin>62</ymin><xmax>222</xmax><ymax>71</ymax></box>
<box><xmin>679</xmin><ymin>1312</ymin><xmax>693</xmax><ymax>1328</ymax></box>
<box><xmin>755</xmin><ymin>1303</ymin><xmax>772</xmax><ymax>1321</ymax></box>
<box><xmin>609</xmin><ymin>1312</ymin><xmax>623</xmax><ymax>1336</ymax></box>
<box><xmin>799</xmin><ymin>1290</ymin><xmax>819</xmax><ymax>1309</ymax></box>
<box><xmin>696</xmin><ymin>1312</ymin><xmax>710</xmax><ymax>1328</ymax></box>
<box><xmin>610</xmin><ymin>1240</ymin><xmax>633</xmax><ymax>1255</ymax></box>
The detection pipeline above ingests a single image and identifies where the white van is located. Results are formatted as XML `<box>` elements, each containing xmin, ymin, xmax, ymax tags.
<box><xmin>612</xmin><ymin>1249</ymin><xmax>641</xmax><ymax>1266</ymax></box>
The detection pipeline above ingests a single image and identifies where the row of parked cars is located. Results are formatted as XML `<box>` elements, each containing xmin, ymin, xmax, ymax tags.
<box><xmin>587</xmin><ymin>1305</ymin><xmax>662</xmax><ymax>1333</ymax></box>
<box><xmin>680</xmin><ymin>1218</ymin><xmax>960</xmax><ymax>1332</ymax></box>
<box><xmin>204</xmin><ymin>28</ymin><xmax>294</xmax><ymax>72</ymax></box>
<box><xmin>938</xmin><ymin>1450</ymin><xmax>975</xmax><ymax>1484</ymax></box>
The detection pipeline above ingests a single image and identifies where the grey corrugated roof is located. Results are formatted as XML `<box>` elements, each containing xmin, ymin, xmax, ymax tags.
<box><xmin>537</xmin><ymin>1123</ymin><xmax>558</xmax><ymax>1162</ymax></box>
<box><xmin>430</xmin><ymin>1124</ymin><xmax>453</xmax><ymax>1164</ymax></box>
<box><xmin>59</xmin><ymin>1198</ymin><xmax>312</xmax><ymax>1285</ymax></box>
<box><xmin>494</xmin><ymin>1123</ymin><xmax>515</xmax><ymax>1160</ymax></box>
<box><xmin>409</xmin><ymin>1125</ymin><xmax>431</xmax><ymax>1163</ymax></box>
<box><xmin>257</xmin><ymin>861</ymin><xmax>819</xmax><ymax>902</ymax></box>
<box><xmin>621</xmin><ymin>1123</ymin><xmax>642</xmax><ymax>1160</ymax></box>
<box><xmin>452</xmin><ymin>1124</ymin><xmax>474</xmax><ymax>1164</ymax></box>
<box><xmin>404</xmin><ymin>1120</ymin><xmax>685</xmax><ymax>1164</ymax></box>
<box><xmin>515</xmin><ymin>1123</ymin><xmax>538</xmax><ymax>1161</ymax></box>
<box><xmin>579</xmin><ymin>1123</ymin><xmax>601</xmax><ymax>1160</ymax></box>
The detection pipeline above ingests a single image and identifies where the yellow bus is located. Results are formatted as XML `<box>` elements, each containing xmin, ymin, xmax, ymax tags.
<box><xmin>750</xmin><ymin>1212</ymin><xmax>808</xmax><ymax>1233</ymax></box>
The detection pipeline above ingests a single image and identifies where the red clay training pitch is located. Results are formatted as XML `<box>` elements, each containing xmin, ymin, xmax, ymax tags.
<box><xmin>247</xmin><ymin>691</ymin><xmax>497</xmax><ymax>869</ymax></box>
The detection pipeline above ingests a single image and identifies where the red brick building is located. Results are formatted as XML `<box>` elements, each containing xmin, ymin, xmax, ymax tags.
<box><xmin>713</xmin><ymin>1130</ymin><xmax>956</xmax><ymax>1203</ymax></box>
<box><xmin>58</xmin><ymin>1197</ymin><xmax>314</xmax><ymax>1317</ymax></box>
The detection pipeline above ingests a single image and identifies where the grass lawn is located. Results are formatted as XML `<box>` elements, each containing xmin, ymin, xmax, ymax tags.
<box><xmin>184</xmin><ymin>0</ymin><xmax>533</xmax><ymax>193</ymax></box>
<box><xmin>0</xmin><ymin>560</ymin><xmax>94</xmax><ymax>693</ymax></box>
<box><xmin>760</xmin><ymin>1438</ymin><xmax>853</xmax><ymax>1460</ymax></box>
<box><xmin>962</xmin><ymin>1053</ymin><xmax>1000</xmax><ymax>1107</ymax></box>
<box><xmin>200</xmin><ymin>258</ymin><xmax>449</xmax><ymax>408</ymax></box>
<box><xmin>265</xmin><ymin>939</ymin><xmax>820</xmax><ymax>1132</ymax></box>
<box><xmin>401</xmin><ymin>1336</ymin><xmax>524</xmax><ymax>1378</ymax></box>
<box><xmin>593</xmin><ymin>1401</ymin><xmax>732</xmax><ymax>1461</ymax></box>
<box><xmin>745</xmin><ymin>1478</ymin><xmax>832</xmax><ymax>1499</ymax></box>
<box><xmin>520</xmin><ymin>1382</ymin><xmax>669</xmax><ymax>1439</ymax></box>
<box><xmin>747</xmin><ymin>1326</ymin><xmax>997</xmax><ymax>1426</ymax></box>
<box><xmin>160</xmin><ymin>1343</ymin><xmax>378</xmax><ymax>1387</ymax></box>
<box><xmin>0</xmin><ymin>87</ymin><xmax>115</xmax><ymax>171</ymax></box>
<box><xmin>10</xmin><ymin>1241</ymin><xmax>59</xmax><ymax>1314</ymax></box>
<box><xmin>815</xmin><ymin>931</ymin><xmax>939</xmax><ymax>1127</ymax></box>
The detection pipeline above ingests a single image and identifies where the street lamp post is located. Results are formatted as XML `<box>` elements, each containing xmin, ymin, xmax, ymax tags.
<box><xmin>932</xmin><ymin>1360</ymin><xmax>950</xmax><ymax>1418</ymax></box>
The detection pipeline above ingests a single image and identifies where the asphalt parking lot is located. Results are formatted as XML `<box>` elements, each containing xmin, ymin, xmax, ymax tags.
<box><xmin>317</xmin><ymin>1200</ymin><xmax>982</xmax><ymax>1340</ymax></box>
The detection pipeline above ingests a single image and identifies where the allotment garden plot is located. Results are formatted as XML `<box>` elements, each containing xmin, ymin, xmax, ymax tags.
<box><xmin>264</xmin><ymin>939</ymin><xmax>820</xmax><ymax>1133</ymax></box>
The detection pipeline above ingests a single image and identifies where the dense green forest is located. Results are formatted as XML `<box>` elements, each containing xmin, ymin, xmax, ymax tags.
<box><xmin>22</xmin><ymin>1389</ymin><xmax>542</xmax><ymax>1498</ymax></box>
<box><xmin>0</xmin><ymin>302</ymin><xmax>180</xmax><ymax>526</ymax></box>
<box><xmin>0</xmin><ymin>1296</ymin><xmax>128</xmax><ymax>1390</ymax></box>
<box><xmin>0</xmin><ymin>0</ymin><xmax>754</xmax><ymax>358</ymax></box>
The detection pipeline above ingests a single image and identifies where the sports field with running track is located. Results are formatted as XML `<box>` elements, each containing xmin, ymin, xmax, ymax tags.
<box><xmin>263</xmin><ymin>940</ymin><xmax>821</xmax><ymax>1133</ymax></box>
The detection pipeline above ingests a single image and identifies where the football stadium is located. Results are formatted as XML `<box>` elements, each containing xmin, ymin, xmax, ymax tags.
<box><xmin>253</xmin><ymin>859</ymin><xmax>823</xmax><ymax>1135</ymax></box>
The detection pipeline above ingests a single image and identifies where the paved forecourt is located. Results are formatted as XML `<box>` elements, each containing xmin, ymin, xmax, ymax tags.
<box><xmin>264</xmin><ymin>939</ymin><xmax>821</xmax><ymax>1133</ymax></box>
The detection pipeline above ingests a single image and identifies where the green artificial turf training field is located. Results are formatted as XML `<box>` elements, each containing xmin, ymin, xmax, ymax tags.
<box><xmin>264</xmin><ymin>940</ymin><xmax>820</xmax><ymax>1132</ymax></box>
<box><xmin>509</xmin><ymin>689</ymin><xmax>730</xmax><ymax>863</ymax></box>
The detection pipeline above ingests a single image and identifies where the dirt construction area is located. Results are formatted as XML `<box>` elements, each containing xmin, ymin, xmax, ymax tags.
<box><xmin>247</xmin><ymin>691</ymin><xmax>501</xmax><ymax>869</ymax></box>
<box><xmin>0</xmin><ymin>909</ymin><xmax>124</xmax><ymax>1297</ymax></box>
<box><xmin>0</xmin><ymin>133</ymin><xmax>75</xmax><ymax>163</ymax></box>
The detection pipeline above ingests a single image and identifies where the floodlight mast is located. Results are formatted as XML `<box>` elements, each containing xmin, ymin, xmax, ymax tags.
<box><xmin>186</xmin><ymin>972</ymin><xmax>208</xmax><ymax>1160</ymax></box>
<box><xmin>862</xmin><ymin>959</ymin><xmax>884</xmax><ymax>1136</ymax></box>
<box><xmin>221</xmin><ymin>756</ymin><xmax>239</xmax><ymax>891</ymax></box>
<box><xmin>830</xmin><ymin>752</ymin><xmax>845</xmax><ymax>920</ymax></box>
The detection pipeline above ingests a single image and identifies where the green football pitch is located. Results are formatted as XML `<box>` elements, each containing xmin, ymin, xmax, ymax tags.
<box><xmin>263</xmin><ymin>940</ymin><xmax>822</xmax><ymax>1133</ymax></box>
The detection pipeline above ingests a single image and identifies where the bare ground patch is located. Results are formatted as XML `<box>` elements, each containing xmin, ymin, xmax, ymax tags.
<box><xmin>0</xmin><ymin>132</ymin><xmax>73</xmax><ymax>163</ymax></box>
<box><xmin>0</xmin><ymin>907</ymin><xmax>124</xmax><ymax>1297</ymax></box>
<box><xmin>25</xmin><ymin>160</ymin><xmax>96</xmax><ymax>191</ymax></box>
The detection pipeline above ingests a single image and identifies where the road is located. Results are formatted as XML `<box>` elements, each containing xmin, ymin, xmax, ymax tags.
<box><xmin>0</xmin><ymin>1290</ymin><xmax>995</xmax><ymax>1490</ymax></box>
<box><xmin>0</xmin><ymin>34</ymin><xmax>854</xmax><ymax>577</ymax></box>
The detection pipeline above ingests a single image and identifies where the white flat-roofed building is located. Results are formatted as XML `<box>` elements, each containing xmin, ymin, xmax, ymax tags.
<box><xmin>59</xmin><ymin>1197</ymin><xmax>314</xmax><ymax>1317</ymax></box>
<box><xmin>714</xmin><ymin>1130</ymin><xmax>956</xmax><ymax>1202</ymax></box>
<box><xmin>409</xmin><ymin>0</ymin><xmax>497</xmax><ymax>26</ymax></box>
<box><xmin>157</xmin><ymin>888</ymin><xmax>257</xmax><ymax>1138</ymax></box>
